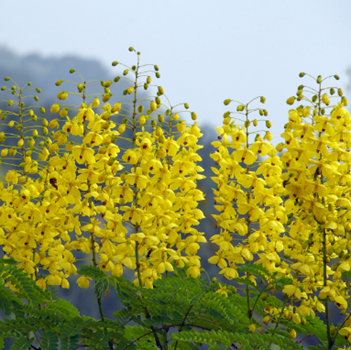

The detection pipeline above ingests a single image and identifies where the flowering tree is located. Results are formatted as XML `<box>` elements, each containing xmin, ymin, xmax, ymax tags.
<box><xmin>0</xmin><ymin>48</ymin><xmax>350</xmax><ymax>350</ymax></box>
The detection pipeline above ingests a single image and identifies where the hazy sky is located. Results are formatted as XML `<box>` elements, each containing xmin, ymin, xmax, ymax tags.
<box><xmin>1</xmin><ymin>0</ymin><xmax>351</xmax><ymax>142</ymax></box>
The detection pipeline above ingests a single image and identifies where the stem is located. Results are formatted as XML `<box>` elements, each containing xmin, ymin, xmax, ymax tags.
<box><xmin>245</xmin><ymin>105</ymin><xmax>252</xmax><ymax>319</ymax></box>
<box><xmin>322</xmin><ymin>228</ymin><xmax>332</xmax><ymax>349</ymax></box>
<box><xmin>135</xmin><ymin>241</ymin><xmax>142</xmax><ymax>287</ymax></box>
<box><xmin>174</xmin><ymin>305</ymin><xmax>194</xmax><ymax>350</ymax></box>
<box><xmin>271</xmin><ymin>297</ymin><xmax>288</xmax><ymax>338</ymax></box>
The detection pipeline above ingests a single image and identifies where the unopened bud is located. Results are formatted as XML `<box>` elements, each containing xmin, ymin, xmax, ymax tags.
<box><xmin>112</xmin><ymin>102</ymin><xmax>122</xmax><ymax>113</ymax></box>
<box><xmin>69</xmin><ymin>69</ymin><xmax>75</xmax><ymax>74</ymax></box>
<box><xmin>191</xmin><ymin>112</ymin><xmax>197</xmax><ymax>120</ymax></box>
<box><xmin>146</xmin><ymin>76</ymin><xmax>152</xmax><ymax>84</ymax></box>
<box><xmin>150</xmin><ymin>100</ymin><xmax>157</xmax><ymax>111</ymax></box>
<box><xmin>156</xmin><ymin>72</ymin><xmax>161</xmax><ymax>78</ymax></box>
<box><xmin>50</xmin><ymin>104</ymin><xmax>60</xmax><ymax>113</ymax></box>
<box><xmin>154</xmin><ymin>65</ymin><xmax>159</xmax><ymax>71</ymax></box>
<box><xmin>118</xmin><ymin>124</ymin><xmax>126</xmax><ymax>134</ymax></box>
<box><xmin>123</xmin><ymin>69</ymin><xmax>129</xmax><ymax>76</ymax></box>
<box><xmin>112</xmin><ymin>61</ymin><xmax>118</xmax><ymax>66</ymax></box>
<box><xmin>342</xmin><ymin>96</ymin><xmax>348</xmax><ymax>106</ymax></box>
<box><xmin>334</xmin><ymin>74</ymin><xmax>340</xmax><ymax>80</ymax></box>
<box><xmin>158</xmin><ymin>115</ymin><xmax>164</xmax><ymax>123</ymax></box>
<box><xmin>266</xmin><ymin>120</ymin><xmax>272</xmax><ymax>128</ymax></box>
<box><xmin>144</xmin><ymin>83</ymin><xmax>149</xmax><ymax>90</ymax></box>
<box><xmin>253</xmin><ymin>119</ymin><xmax>258</xmax><ymax>126</ymax></box>
<box><xmin>338</xmin><ymin>88</ymin><xmax>343</xmax><ymax>97</ymax></box>
<box><xmin>316</xmin><ymin>75</ymin><xmax>322</xmax><ymax>84</ymax></box>
<box><xmin>184</xmin><ymin>103</ymin><xmax>189</xmax><ymax>109</ymax></box>
<box><xmin>260</xmin><ymin>96</ymin><xmax>266</xmax><ymax>104</ymax></box>
<box><xmin>138</xmin><ymin>115</ymin><xmax>146</xmax><ymax>125</ymax></box>
<box><xmin>173</xmin><ymin>113</ymin><xmax>179</xmax><ymax>122</ymax></box>
<box><xmin>330</xmin><ymin>88</ymin><xmax>335</xmax><ymax>95</ymax></box>
<box><xmin>322</xmin><ymin>93</ymin><xmax>330</xmax><ymax>105</ymax></box>
<box><xmin>237</xmin><ymin>105</ymin><xmax>245</xmax><ymax>112</ymax></box>
<box><xmin>55</xmin><ymin>80</ymin><xmax>62</xmax><ymax>86</ymax></box>
<box><xmin>299</xmin><ymin>72</ymin><xmax>305</xmax><ymax>77</ymax></box>
<box><xmin>223</xmin><ymin>99</ymin><xmax>231</xmax><ymax>106</ymax></box>
<box><xmin>286</xmin><ymin>96</ymin><xmax>295</xmax><ymax>105</ymax></box>
<box><xmin>158</xmin><ymin>86</ymin><xmax>164</xmax><ymax>95</ymax></box>
<box><xmin>114</xmin><ymin>76</ymin><xmax>120</xmax><ymax>83</ymax></box>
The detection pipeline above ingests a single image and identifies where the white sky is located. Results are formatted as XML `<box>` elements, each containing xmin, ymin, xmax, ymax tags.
<box><xmin>1</xmin><ymin>0</ymin><xmax>351</xmax><ymax>142</ymax></box>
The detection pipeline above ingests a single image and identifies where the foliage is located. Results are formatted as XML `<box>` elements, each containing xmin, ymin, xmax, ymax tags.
<box><xmin>0</xmin><ymin>48</ymin><xmax>351</xmax><ymax>349</ymax></box>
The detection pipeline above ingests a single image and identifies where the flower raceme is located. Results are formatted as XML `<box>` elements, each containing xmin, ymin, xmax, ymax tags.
<box><xmin>0</xmin><ymin>54</ymin><xmax>206</xmax><ymax>291</ymax></box>
<box><xmin>209</xmin><ymin>76</ymin><xmax>351</xmax><ymax>337</ymax></box>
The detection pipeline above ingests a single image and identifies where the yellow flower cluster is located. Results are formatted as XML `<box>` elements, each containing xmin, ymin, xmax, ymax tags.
<box><xmin>209</xmin><ymin>77</ymin><xmax>351</xmax><ymax>323</ymax></box>
<box><xmin>0</xmin><ymin>55</ymin><xmax>206</xmax><ymax>289</ymax></box>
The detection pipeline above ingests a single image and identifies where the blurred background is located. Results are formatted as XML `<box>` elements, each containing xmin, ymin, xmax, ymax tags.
<box><xmin>1</xmin><ymin>0</ymin><xmax>351</xmax><ymax>332</ymax></box>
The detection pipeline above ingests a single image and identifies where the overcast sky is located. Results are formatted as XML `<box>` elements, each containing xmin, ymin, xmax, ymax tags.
<box><xmin>1</xmin><ymin>0</ymin><xmax>351</xmax><ymax>143</ymax></box>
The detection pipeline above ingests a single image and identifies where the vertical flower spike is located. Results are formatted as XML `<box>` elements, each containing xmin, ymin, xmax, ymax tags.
<box><xmin>209</xmin><ymin>96</ymin><xmax>286</xmax><ymax>318</ymax></box>
<box><xmin>280</xmin><ymin>74</ymin><xmax>351</xmax><ymax>338</ymax></box>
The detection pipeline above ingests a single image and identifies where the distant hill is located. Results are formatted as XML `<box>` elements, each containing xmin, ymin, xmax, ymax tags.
<box><xmin>0</xmin><ymin>46</ymin><xmax>114</xmax><ymax>104</ymax></box>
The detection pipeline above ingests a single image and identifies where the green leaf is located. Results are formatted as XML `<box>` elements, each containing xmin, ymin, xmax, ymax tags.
<box><xmin>10</xmin><ymin>337</ymin><xmax>34</xmax><ymax>350</ymax></box>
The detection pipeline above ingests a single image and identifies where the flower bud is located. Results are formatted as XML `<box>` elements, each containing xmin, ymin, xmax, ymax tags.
<box><xmin>334</xmin><ymin>74</ymin><xmax>340</xmax><ymax>80</ymax></box>
<box><xmin>114</xmin><ymin>76</ymin><xmax>120</xmax><ymax>83</ymax></box>
<box><xmin>49</xmin><ymin>119</ymin><xmax>58</xmax><ymax>128</ymax></box>
<box><xmin>154</xmin><ymin>65</ymin><xmax>159</xmax><ymax>71</ymax></box>
<box><xmin>8</xmin><ymin>100</ymin><xmax>13</xmax><ymax>106</ymax></box>
<box><xmin>36</xmin><ymin>88</ymin><xmax>41</xmax><ymax>93</ymax></box>
<box><xmin>18</xmin><ymin>138</ymin><xmax>24</xmax><ymax>147</ymax></box>
<box><xmin>4</xmin><ymin>77</ymin><xmax>10</xmax><ymax>81</ymax></box>
<box><xmin>223</xmin><ymin>99</ymin><xmax>231</xmax><ymax>106</ymax></box>
<box><xmin>112</xmin><ymin>102</ymin><xmax>122</xmax><ymax>113</ymax></box>
<box><xmin>144</xmin><ymin>83</ymin><xmax>149</xmax><ymax>90</ymax></box>
<box><xmin>69</xmin><ymin>69</ymin><xmax>75</xmax><ymax>74</ymax></box>
<box><xmin>146</xmin><ymin>76</ymin><xmax>152</xmax><ymax>84</ymax></box>
<box><xmin>8</xmin><ymin>120</ymin><xmax>14</xmax><ymax>128</ymax></box>
<box><xmin>260</xmin><ymin>96</ymin><xmax>266</xmax><ymax>104</ymax></box>
<box><xmin>173</xmin><ymin>113</ymin><xmax>179</xmax><ymax>122</ymax></box>
<box><xmin>150</xmin><ymin>100</ymin><xmax>157</xmax><ymax>111</ymax></box>
<box><xmin>191</xmin><ymin>112</ymin><xmax>197</xmax><ymax>120</ymax></box>
<box><xmin>184</xmin><ymin>103</ymin><xmax>189</xmax><ymax>109</ymax></box>
<box><xmin>264</xmin><ymin>131</ymin><xmax>273</xmax><ymax>141</ymax></box>
<box><xmin>1</xmin><ymin>113</ymin><xmax>6</xmax><ymax>120</ymax></box>
<box><xmin>34</xmin><ymin>96</ymin><xmax>39</xmax><ymax>101</ymax></box>
<box><xmin>253</xmin><ymin>119</ymin><xmax>258</xmax><ymax>126</ymax></box>
<box><xmin>338</xmin><ymin>88</ymin><xmax>343</xmax><ymax>97</ymax></box>
<box><xmin>263</xmin><ymin>109</ymin><xmax>268</xmax><ymax>116</ymax></box>
<box><xmin>1</xmin><ymin>148</ymin><xmax>8</xmax><ymax>157</ymax></box>
<box><xmin>118</xmin><ymin>124</ymin><xmax>126</xmax><ymax>134</ymax></box>
<box><xmin>299</xmin><ymin>72</ymin><xmax>305</xmax><ymax>77</ymax></box>
<box><xmin>112</xmin><ymin>61</ymin><xmax>118</xmax><ymax>66</ymax></box>
<box><xmin>42</xmin><ymin>118</ymin><xmax>48</xmax><ymax>126</ymax></box>
<box><xmin>289</xmin><ymin>329</ymin><xmax>297</xmax><ymax>339</ymax></box>
<box><xmin>123</xmin><ymin>69</ymin><xmax>129</xmax><ymax>76</ymax></box>
<box><xmin>138</xmin><ymin>105</ymin><xmax>144</xmax><ymax>113</ymax></box>
<box><xmin>322</xmin><ymin>93</ymin><xmax>329</xmax><ymax>105</ymax></box>
<box><xmin>316</xmin><ymin>75</ymin><xmax>322</xmax><ymax>84</ymax></box>
<box><xmin>286</xmin><ymin>96</ymin><xmax>295</xmax><ymax>105</ymax></box>
<box><xmin>50</xmin><ymin>104</ymin><xmax>60</xmax><ymax>113</ymax></box>
<box><xmin>138</xmin><ymin>115</ymin><xmax>146</xmax><ymax>125</ymax></box>
<box><xmin>102</xmin><ymin>93</ymin><xmax>111</xmax><ymax>102</ymax></box>
<box><xmin>237</xmin><ymin>105</ymin><xmax>245</xmax><ymax>112</ymax></box>
<box><xmin>266</xmin><ymin>120</ymin><xmax>272</xmax><ymax>128</ymax></box>
<box><xmin>60</xmin><ymin>108</ymin><xmax>68</xmax><ymax>118</ymax></box>
<box><xmin>156</xmin><ymin>72</ymin><xmax>161</xmax><ymax>78</ymax></box>
<box><xmin>158</xmin><ymin>86</ymin><xmax>164</xmax><ymax>95</ymax></box>
<box><xmin>55</xmin><ymin>80</ymin><xmax>62</xmax><ymax>86</ymax></box>
<box><xmin>1</xmin><ymin>86</ymin><xmax>6</xmax><ymax>91</ymax></box>
<box><xmin>342</xmin><ymin>96</ymin><xmax>348</xmax><ymax>106</ymax></box>
<box><xmin>127</xmin><ymin>86</ymin><xmax>134</xmax><ymax>94</ymax></box>
<box><xmin>330</xmin><ymin>88</ymin><xmax>335</xmax><ymax>95</ymax></box>
<box><xmin>158</xmin><ymin>115</ymin><xmax>164</xmax><ymax>123</ymax></box>
<box><xmin>92</xmin><ymin>97</ymin><xmax>100</xmax><ymax>108</ymax></box>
